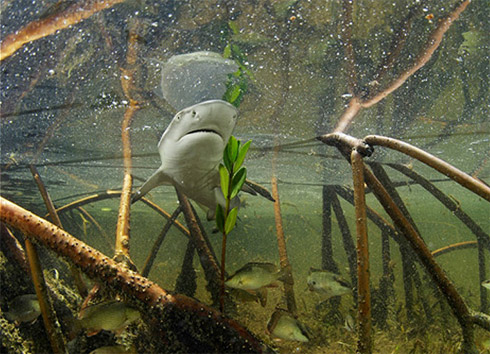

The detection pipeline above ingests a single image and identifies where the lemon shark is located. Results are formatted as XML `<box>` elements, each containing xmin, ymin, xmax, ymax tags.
<box><xmin>132</xmin><ymin>99</ymin><xmax>271</xmax><ymax>218</ymax></box>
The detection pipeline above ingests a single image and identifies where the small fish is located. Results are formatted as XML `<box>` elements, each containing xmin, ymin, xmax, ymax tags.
<box><xmin>228</xmin><ymin>288</ymin><xmax>267</xmax><ymax>307</ymax></box>
<box><xmin>4</xmin><ymin>294</ymin><xmax>41</xmax><ymax>324</ymax></box>
<box><xmin>481</xmin><ymin>337</ymin><xmax>490</xmax><ymax>350</ymax></box>
<box><xmin>482</xmin><ymin>279</ymin><xmax>490</xmax><ymax>290</ymax></box>
<box><xmin>343</xmin><ymin>314</ymin><xmax>356</xmax><ymax>332</ymax></box>
<box><xmin>90</xmin><ymin>345</ymin><xmax>136</xmax><ymax>354</ymax></box>
<box><xmin>307</xmin><ymin>268</ymin><xmax>351</xmax><ymax>299</ymax></box>
<box><xmin>77</xmin><ymin>300</ymin><xmax>140</xmax><ymax>337</ymax></box>
<box><xmin>267</xmin><ymin>308</ymin><xmax>310</xmax><ymax>342</ymax></box>
<box><xmin>225</xmin><ymin>262</ymin><xmax>287</xmax><ymax>291</ymax></box>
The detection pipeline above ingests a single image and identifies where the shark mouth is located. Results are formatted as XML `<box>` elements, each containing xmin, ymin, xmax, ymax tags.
<box><xmin>185</xmin><ymin>129</ymin><xmax>222</xmax><ymax>139</ymax></box>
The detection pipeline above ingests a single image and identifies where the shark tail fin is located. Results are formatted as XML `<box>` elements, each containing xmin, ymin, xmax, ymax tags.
<box><xmin>132</xmin><ymin>169</ymin><xmax>169</xmax><ymax>203</ymax></box>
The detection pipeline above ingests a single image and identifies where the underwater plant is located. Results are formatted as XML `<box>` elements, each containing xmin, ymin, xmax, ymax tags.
<box><xmin>215</xmin><ymin>136</ymin><xmax>251</xmax><ymax>313</ymax></box>
<box><xmin>222</xmin><ymin>20</ymin><xmax>254</xmax><ymax>107</ymax></box>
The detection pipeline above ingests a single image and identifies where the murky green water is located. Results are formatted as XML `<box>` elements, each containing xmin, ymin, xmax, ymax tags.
<box><xmin>1</xmin><ymin>0</ymin><xmax>489</xmax><ymax>353</ymax></box>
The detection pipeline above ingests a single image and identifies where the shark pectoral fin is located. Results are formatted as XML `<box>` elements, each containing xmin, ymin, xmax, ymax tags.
<box><xmin>132</xmin><ymin>168</ymin><xmax>169</xmax><ymax>203</ymax></box>
<box><xmin>244</xmin><ymin>179</ymin><xmax>275</xmax><ymax>202</ymax></box>
<box><xmin>241</xmin><ymin>184</ymin><xmax>257</xmax><ymax>196</ymax></box>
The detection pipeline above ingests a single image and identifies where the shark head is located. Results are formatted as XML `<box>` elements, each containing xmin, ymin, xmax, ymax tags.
<box><xmin>158</xmin><ymin>100</ymin><xmax>237</xmax><ymax>161</ymax></box>
<box><xmin>132</xmin><ymin>100</ymin><xmax>238</xmax><ymax>210</ymax></box>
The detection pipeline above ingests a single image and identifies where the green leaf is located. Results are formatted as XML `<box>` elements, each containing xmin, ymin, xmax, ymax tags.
<box><xmin>219</xmin><ymin>164</ymin><xmax>229</xmax><ymax>197</ymax></box>
<box><xmin>228</xmin><ymin>85</ymin><xmax>241</xmax><ymax>103</ymax></box>
<box><xmin>228</xmin><ymin>20</ymin><xmax>239</xmax><ymax>35</ymax></box>
<box><xmin>223</xmin><ymin>43</ymin><xmax>232</xmax><ymax>59</ymax></box>
<box><xmin>235</xmin><ymin>140</ymin><xmax>251</xmax><ymax>170</ymax></box>
<box><xmin>231</xmin><ymin>44</ymin><xmax>247</xmax><ymax>63</ymax></box>
<box><xmin>223</xmin><ymin>146</ymin><xmax>232</xmax><ymax>171</ymax></box>
<box><xmin>215</xmin><ymin>205</ymin><xmax>225</xmax><ymax>233</ymax></box>
<box><xmin>224</xmin><ymin>207</ymin><xmax>238</xmax><ymax>234</ymax></box>
<box><xmin>226</xmin><ymin>136</ymin><xmax>239</xmax><ymax>163</ymax></box>
<box><xmin>230</xmin><ymin>167</ymin><xmax>247</xmax><ymax>199</ymax></box>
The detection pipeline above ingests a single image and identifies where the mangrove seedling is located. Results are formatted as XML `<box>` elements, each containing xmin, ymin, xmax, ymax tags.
<box><xmin>216</xmin><ymin>136</ymin><xmax>251</xmax><ymax>313</ymax></box>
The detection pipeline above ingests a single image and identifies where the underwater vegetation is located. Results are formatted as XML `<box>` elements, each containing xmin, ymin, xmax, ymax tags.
<box><xmin>1</xmin><ymin>0</ymin><xmax>489</xmax><ymax>353</ymax></box>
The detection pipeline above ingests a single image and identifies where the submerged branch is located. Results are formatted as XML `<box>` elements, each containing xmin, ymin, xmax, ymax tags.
<box><xmin>0</xmin><ymin>223</ymin><xmax>29</xmax><ymax>274</ymax></box>
<box><xmin>319</xmin><ymin>132</ymin><xmax>480</xmax><ymax>352</ymax></box>
<box><xmin>115</xmin><ymin>106</ymin><xmax>137</xmax><ymax>263</ymax></box>
<box><xmin>0</xmin><ymin>197</ymin><xmax>267</xmax><ymax>352</ymax></box>
<box><xmin>351</xmin><ymin>150</ymin><xmax>372</xmax><ymax>354</ymax></box>
<box><xmin>386</xmin><ymin>162</ymin><xmax>490</xmax><ymax>250</ymax></box>
<box><xmin>431</xmin><ymin>241</ymin><xmax>477</xmax><ymax>257</ymax></box>
<box><xmin>271</xmin><ymin>176</ymin><xmax>297</xmax><ymax>315</ymax></box>
<box><xmin>175</xmin><ymin>189</ymin><xmax>222</xmax><ymax>306</ymax></box>
<box><xmin>363</xmin><ymin>0</ymin><xmax>471</xmax><ymax>107</ymax></box>
<box><xmin>54</xmin><ymin>191</ymin><xmax>190</xmax><ymax>238</ymax></box>
<box><xmin>30</xmin><ymin>164</ymin><xmax>88</xmax><ymax>297</ymax></box>
<box><xmin>24</xmin><ymin>239</ymin><xmax>66</xmax><ymax>353</ymax></box>
<box><xmin>0</xmin><ymin>0</ymin><xmax>124</xmax><ymax>61</ymax></box>
<box><xmin>365</xmin><ymin>135</ymin><xmax>490</xmax><ymax>202</ymax></box>
<box><xmin>333</xmin><ymin>0</ymin><xmax>471</xmax><ymax>132</ymax></box>
<box><xmin>142</xmin><ymin>206</ymin><xmax>182</xmax><ymax>277</ymax></box>
<box><xmin>115</xmin><ymin>18</ymin><xmax>143</xmax><ymax>264</ymax></box>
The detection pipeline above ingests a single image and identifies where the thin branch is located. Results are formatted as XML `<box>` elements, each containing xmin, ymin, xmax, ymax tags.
<box><xmin>76</xmin><ymin>206</ymin><xmax>114</xmax><ymax>251</ymax></box>
<box><xmin>351</xmin><ymin>149</ymin><xmax>372</xmax><ymax>354</ymax></box>
<box><xmin>142</xmin><ymin>206</ymin><xmax>182</xmax><ymax>277</ymax></box>
<box><xmin>362</xmin><ymin>0</ymin><xmax>471</xmax><ymax>107</ymax></box>
<box><xmin>53</xmin><ymin>191</ymin><xmax>190</xmax><ymax>238</ymax></box>
<box><xmin>373</xmin><ymin>5</ymin><xmax>421</xmax><ymax>83</ymax></box>
<box><xmin>329</xmin><ymin>189</ymin><xmax>357</xmax><ymax>296</ymax></box>
<box><xmin>431</xmin><ymin>241</ymin><xmax>477</xmax><ymax>257</ymax></box>
<box><xmin>115</xmin><ymin>18</ymin><xmax>143</xmax><ymax>264</ymax></box>
<box><xmin>30</xmin><ymin>164</ymin><xmax>87</xmax><ymax>297</ymax></box>
<box><xmin>319</xmin><ymin>133</ymin><xmax>479</xmax><ymax>352</ymax></box>
<box><xmin>175</xmin><ymin>189</ymin><xmax>222</xmax><ymax>306</ymax></box>
<box><xmin>271</xmin><ymin>176</ymin><xmax>297</xmax><ymax>316</ymax></box>
<box><xmin>24</xmin><ymin>239</ymin><xmax>66</xmax><ymax>353</ymax></box>
<box><xmin>333</xmin><ymin>0</ymin><xmax>471</xmax><ymax>133</ymax></box>
<box><xmin>386</xmin><ymin>162</ymin><xmax>490</xmax><ymax>250</ymax></box>
<box><xmin>364</xmin><ymin>135</ymin><xmax>490</xmax><ymax>202</ymax></box>
<box><xmin>0</xmin><ymin>0</ymin><xmax>124</xmax><ymax>61</ymax></box>
<box><xmin>0</xmin><ymin>197</ymin><xmax>267</xmax><ymax>352</ymax></box>
<box><xmin>0</xmin><ymin>223</ymin><xmax>29</xmax><ymax>274</ymax></box>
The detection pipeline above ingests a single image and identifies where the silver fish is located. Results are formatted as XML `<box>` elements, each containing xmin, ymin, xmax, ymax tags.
<box><xmin>225</xmin><ymin>262</ymin><xmax>286</xmax><ymax>291</ymax></box>
<box><xmin>4</xmin><ymin>294</ymin><xmax>41</xmax><ymax>323</ymax></box>
<box><xmin>228</xmin><ymin>288</ymin><xmax>267</xmax><ymax>307</ymax></box>
<box><xmin>78</xmin><ymin>300</ymin><xmax>140</xmax><ymax>336</ymax></box>
<box><xmin>89</xmin><ymin>345</ymin><xmax>136</xmax><ymax>354</ymax></box>
<box><xmin>343</xmin><ymin>313</ymin><xmax>356</xmax><ymax>332</ymax></box>
<box><xmin>267</xmin><ymin>308</ymin><xmax>310</xmax><ymax>342</ymax></box>
<box><xmin>307</xmin><ymin>268</ymin><xmax>351</xmax><ymax>299</ymax></box>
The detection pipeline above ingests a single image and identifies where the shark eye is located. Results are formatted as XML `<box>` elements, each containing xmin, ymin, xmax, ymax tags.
<box><xmin>311</xmin><ymin>281</ymin><xmax>316</xmax><ymax>285</ymax></box>
<box><xmin>176</xmin><ymin>115</ymin><xmax>181</xmax><ymax>121</ymax></box>
<box><xmin>191</xmin><ymin>110</ymin><xmax>197</xmax><ymax>117</ymax></box>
